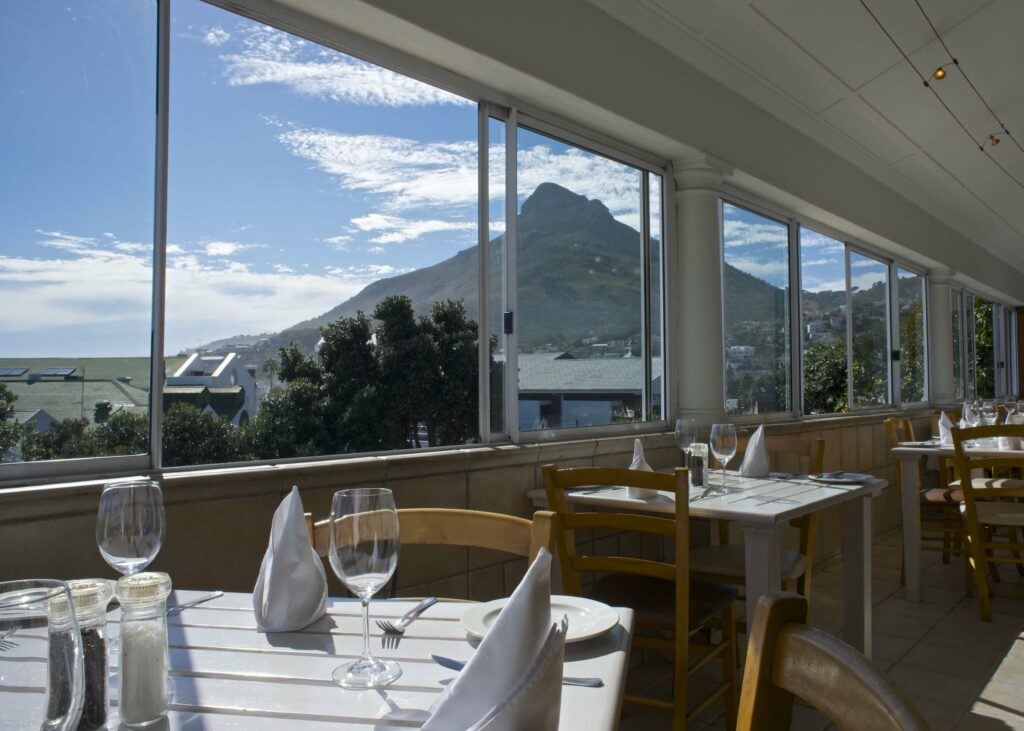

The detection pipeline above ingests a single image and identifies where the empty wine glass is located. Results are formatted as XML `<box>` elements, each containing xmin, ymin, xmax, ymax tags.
<box><xmin>674</xmin><ymin>415</ymin><xmax>696</xmax><ymax>463</ymax></box>
<box><xmin>0</xmin><ymin>580</ymin><xmax>84</xmax><ymax>730</ymax></box>
<box><xmin>329</xmin><ymin>487</ymin><xmax>401</xmax><ymax>689</ymax></box>
<box><xmin>981</xmin><ymin>400</ymin><xmax>999</xmax><ymax>426</ymax></box>
<box><xmin>710</xmin><ymin>423</ymin><xmax>738</xmax><ymax>492</ymax></box>
<box><xmin>962</xmin><ymin>400</ymin><xmax>980</xmax><ymax>428</ymax></box>
<box><xmin>96</xmin><ymin>479</ymin><xmax>165</xmax><ymax>578</ymax></box>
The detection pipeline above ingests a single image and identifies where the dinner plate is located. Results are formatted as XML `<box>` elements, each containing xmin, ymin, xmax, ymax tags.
<box><xmin>461</xmin><ymin>595</ymin><xmax>619</xmax><ymax>643</ymax></box>
<box><xmin>810</xmin><ymin>472</ymin><xmax>869</xmax><ymax>485</ymax></box>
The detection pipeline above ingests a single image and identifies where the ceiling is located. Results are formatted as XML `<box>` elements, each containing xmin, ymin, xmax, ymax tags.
<box><xmin>586</xmin><ymin>0</ymin><xmax>1024</xmax><ymax>273</ymax></box>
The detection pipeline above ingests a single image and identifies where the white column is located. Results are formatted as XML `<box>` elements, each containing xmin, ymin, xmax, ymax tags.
<box><xmin>672</xmin><ymin>155</ymin><xmax>732</xmax><ymax>426</ymax></box>
<box><xmin>927</xmin><ymin>267</ymin><xmax>957</xmax><ymax>407</ymax></box>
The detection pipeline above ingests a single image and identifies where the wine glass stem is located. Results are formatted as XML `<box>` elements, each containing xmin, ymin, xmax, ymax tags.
<box><xmin>361</xmin><ymin>598</ymin><xmax>372</xmax><ymax>662</ymax></box>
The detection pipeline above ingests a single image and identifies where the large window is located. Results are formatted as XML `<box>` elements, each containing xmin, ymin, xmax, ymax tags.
<box><xmin>513</xmin><ymin>125</ymin><xmax>662</xmax><ymax>431</ymax></box>
<box><xmin>896</xmin><ymin>268</ymin><xmax>926</xmax><ymax>403</ymax></box>
<box><xmin>952</xmin><ymin>289</ymin><xmax>965</xmax><ymax>400</ymax></box>
<box><xmin>0</xmin><ymin>0</ymin><xmax>668</xmax><ymax>477</ymax></box>
<box><xmin>973</xmin><ymin>297</ymin><xmax>996</xmax><ymax>398</ymax></box>
<box><xmin>799</xmin><ymin>228</ymin><xmax>849</xmax><ymax>414</ymax></box>
<box><xmin>0</xmin><ymin>0</ymin><xmax>156</xmax><ymax>467</ymax></box>
<box><xmin>722</xmin><ymin>203</ymin><xmax>791</xmax><ymax>416</ymax></box>
<box><xmin>849</xmin><ymin>251</ymin><xmax>890</xmax><ymax>406</ymax></box>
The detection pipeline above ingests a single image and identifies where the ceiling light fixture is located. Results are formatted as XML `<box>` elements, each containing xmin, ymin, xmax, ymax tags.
<box><xmin>988</xmin><ymin>134</ymin><xmax>1003</xmax><ymax>147</ymax></box>
<box><xmin>928</xmin><ymin>59</ymin><xmax>957</xmax><ymax>83</ymax></box>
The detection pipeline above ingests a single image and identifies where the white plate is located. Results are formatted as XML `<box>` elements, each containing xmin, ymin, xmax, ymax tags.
<box><xmin>461</xmin><ymin>595</ymin><xmax>619</xmax><ymax>643</ymax></box>
<box><xmin>810</xmin><ymin>472</ymin><xmax>869</xmax><ymax>485</ymax></box>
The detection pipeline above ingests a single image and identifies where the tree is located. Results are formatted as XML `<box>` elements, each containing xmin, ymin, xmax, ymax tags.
<box><xmin>21</xmin><ymin>418</ymin><xmax>94</xmax><ymax>461</ymax></box>
<box><xmin>423</xmin><ymin>299</ymin><xmax>479</xmax><ymax>446</ymax></box>
<box><xmin>0</xmin><ymin>384</ymin><xmax>22</xmax><ymax>458</ymax></box>
<box><xmin>93</xmin><ymin>411</ymin><xmax>149</xmax><ymax>456</ymax></box>
<box><xmin>162</xmin><ymin>403</ymin><xmax>243</xmax><ymax>467</ymax></box>
<box><xmin>803</xmin><ymin>339</ymin><xmax>848</xmax><ymax>413</ymax></box>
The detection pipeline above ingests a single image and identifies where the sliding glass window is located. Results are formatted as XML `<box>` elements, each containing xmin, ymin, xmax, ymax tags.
<box><xmin>896</xmin><ymin>268</ymin><xmax>926</xmax><ymax>403</ymax></box>
<box><xmin>848</xmin><ymin>250</ymin><xmax>890</xmax><ymax>407</ymax></box>
<box><xmin>0</xmin><ymin>0</ymin><xmax>156</xmax><ymax>467</ymax></box>
<box><xmin>799</xmin><ymin>228</ymin><xmax>849</xmax><ymax>414</ymax></box>
<box><xmin>721</xmin><ymin>203</ymin><xmax>791</xmax><ymax>416</ymax></box>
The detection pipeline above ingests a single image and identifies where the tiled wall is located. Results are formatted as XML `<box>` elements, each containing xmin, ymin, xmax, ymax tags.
<box><xmin>0</xmin><ymin>411</ymin><xmax>931</xmax><ymax>599</ymax></box>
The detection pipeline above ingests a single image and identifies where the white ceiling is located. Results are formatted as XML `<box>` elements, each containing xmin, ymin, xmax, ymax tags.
<box><xmin>586</xmin><ymin>0</ymin><xmax>1024</xmax><ymax>272</ymax></box>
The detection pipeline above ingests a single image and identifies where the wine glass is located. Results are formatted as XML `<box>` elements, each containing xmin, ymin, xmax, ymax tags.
<box><xmin>0</xmin><ymin>580</ymin><xmax>84</xmax><ymax>730</ymax></box>
<box><xmin>710</xmin><ymin>423</ymin><xmax>738</xmax><ymax>492</ymax></box>
<box><xmin>962</xmin><ymin>400</ymin><xmax>980</xmax><ymax>428</ymax></box>
<box><xmin>674</xmin><ymin>415</ymin><xmax>696</xmax><ymax>464</ymax></box>
<box><xmin>96</xmin><ymin>479</ymin><xmax>165</xmax><ymax>578</ymax></box>
<box><xmin>981</xmin><ymin>400</ymin><xmax>999</xmax><ymax>426</ymax></box>
<box><xmin>328</xmin><ymin>487</ymin><xmax>401</xmax><ymax>689</ymax></box>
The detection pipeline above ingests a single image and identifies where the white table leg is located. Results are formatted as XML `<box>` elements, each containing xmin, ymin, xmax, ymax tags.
<box><xmin>742</xmin><ymin>524</ymin><xmax>784</xmax><ymax>632</ymax></box>
<box><xmin>899</xmin><ymin>456</ymin><xmax>922</xmax><ymax>602</ymax></box>
<box><xmin>842</xmin><ymin>495</ymin><xmax>872</xmax><ymax>658</ymax></box>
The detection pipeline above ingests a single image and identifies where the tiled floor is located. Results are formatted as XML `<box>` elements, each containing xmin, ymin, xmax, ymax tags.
<box><xmin>619</xmin><ymin>529</ymin><xmax>1024</xmax><ymax>730</ymax></box>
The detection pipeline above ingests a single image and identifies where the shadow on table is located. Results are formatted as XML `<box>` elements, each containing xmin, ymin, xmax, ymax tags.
<box><xmin>373</xmin><ymin>688</ymin><xmax>431</xmax><ymax>729</ymax></box>
<box><xmin>265</xmin><ymin>614</ymin><xmax>339</xmax><ymax>654</ymax></box>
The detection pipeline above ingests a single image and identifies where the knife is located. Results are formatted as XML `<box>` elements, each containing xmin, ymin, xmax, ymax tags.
<box><xmin>167</xmin><ymin>591</ymin><xmax>224</xmax><ymax>615</ymax></box>
<box><xmin>430</xmin><ymin>654</ymin><xmax>603</xmax><ymax>687</ymax></box>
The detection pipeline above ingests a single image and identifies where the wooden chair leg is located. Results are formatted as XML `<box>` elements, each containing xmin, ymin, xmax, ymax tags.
<box><xmin>966</xmin><ymin>529</ymin><xmax>993</xmax><ymax>622</ymax></box>
<box><xmin>721</xmin><ymin>602</ymin><xmax>738</xmax><ymax>731</ymax></box>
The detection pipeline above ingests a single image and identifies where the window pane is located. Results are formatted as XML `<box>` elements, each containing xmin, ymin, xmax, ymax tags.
<box><xmin>849</xmin><ymin>251</ymin><xmax>890</xmax><ymax>406</ymax></box>
<box><xmin>488</xmin><ymin>117</ymin><xmax>506</xmax><ymax>434</ymax></box>
<box><xmin>165</xmin><ymin>2</ymin><xmax>478</xmax><ymax>466</ymax></box>
<box><xmin>649</xmin><ymin>175</ymin><xmax>664</xmax><ymax>421</ymax></box>
<box><xmin>897</xmin><ymin>269</ymin><xmax>926</xmax><ymax>402</ymax></box>
<box><xmin>952</xmin><ymin>290</ymin><xmax>964</xmax><ymax>400</ymax></box>
<box><xmin>515</xmin><ymin>126</ymin><xmax>645</xmax><ymax>430</ymax></box>
<box><xmin>722</xmin><ymin>203</ymin><xmax>790</xmax><ymax>416</ymax></box>
<box><xmin>800</xmin><ymin>228</ymin><xmax>848</xmax><ymax>414</ymax></box>
<box><xmin>0</xmin><ymin>0</ymin><xmax>156</xmax><ymax>464</ymax></box>
<box><xmin>974</xmin><ymin>297</ymin><xmax>995</xmax><ymax>398</ymax></box>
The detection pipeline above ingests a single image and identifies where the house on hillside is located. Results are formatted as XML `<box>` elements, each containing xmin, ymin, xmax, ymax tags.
<box><xmin>164</xmin><ymin>353</ymin><xmax>259</xmax><ymax>425</ymax></box>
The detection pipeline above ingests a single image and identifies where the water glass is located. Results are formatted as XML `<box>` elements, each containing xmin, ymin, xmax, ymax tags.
<box><xmin>328</xmin><ymin>488</ymin><xmax>401</xmax><ymax>689</ymax></box>
<box><xmin>980</xmin><ymin>400</ymin><xmax>999</xmax><ymax>426</ymax></box>
<box><xmin>710</xmin><ymin>423</ymin><xmax>738</xmax><ymax>491</ymax></box>
<box><xmin>0</xmin><ymin>580</ymin><xmax>84</xmax><ymax>730</ymax></box>
<box><xmin>674</xmin><ymin>416</ymin><xmax>696</xmax><ymax>462</ymax></box>
<box><xmin>96</xmin><ymin>479</ymin><xmax>165</xmax><ymax>577</ymax></box>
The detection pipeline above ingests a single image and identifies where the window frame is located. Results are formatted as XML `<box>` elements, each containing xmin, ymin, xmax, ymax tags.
<box><xmin>892</xmin><ymin>263</ymin><xmax>930</xmax><ymax>407</ymax></box>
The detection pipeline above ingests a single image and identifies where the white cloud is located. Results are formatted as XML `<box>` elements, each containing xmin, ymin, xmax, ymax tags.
<box><xmin>800</xmin><ymin>230</ymin><xmax>845</xmax><ymax>253</ymax></box>
<box><xmin>203</xmin><ymin>26</ymin><xmax>231</xmax><ymax>46</ymax></box>
<box><xmin>726</xmin><ymin>255</ymin><xmax>788</xmax><ymax>282</ymax></box>
<box><xmin>220</xmin><ymin>24</ymin><xmax>468</xmax><ymax>107</ymax></box>
<box><xmin>36</xmin><ymin>230</ymin><xmax>99</xmax><ymax>254</ymax></box>
<box><xmin>801</xmin><ymin>258</ymin><xmax>839</xmax><ymax>267</ymax></box>
<box><xmin>166</xmin><ymin>244</ymin><xmax>185</xmax><ymax>255</ymax></box>
<box><xmin>203</xmin><ymin>240</ymin><xmax>263</xmax><ymax>257</ymax></box>
<box><xmin>322</xmin><ymin>235</ymin><xmax>352</xmax><ymax>251</ymax></box>
<box><xmin>114</xmin><ymin>241</ymin><xmax>149</xmax><ymax>253</ymax></box>
<box><xmin>273</xmin><ymin>263</ymin><xmax>295</xmax><ymax>273</ymax></box>
<box><xmin>277</xmin><ymin>127</ymin><xmax>644</xmax><ymax>227</ymax></box>
<box><xmin>103</xmin><ymin>232</ymin><xmax>115</xmax><ymax>239</ymax></box>
<box><xmin>367</xmin><ymin>246</ymin><xmax>386</xmax><ymax>255</ymax></box>
<box><xmin>350</xmin><ymin>213</ymin><xmax>474</xmax><ymax>244</ymax></box>
<box><xmin>722</xmin><ymin>218</ymin><xmax>787</xmax><ymax>249</ymax></box>
<box><xmin>327</xmin><ymin>263</ymin><xmax>413</xmax><ymax>278</ymax></box>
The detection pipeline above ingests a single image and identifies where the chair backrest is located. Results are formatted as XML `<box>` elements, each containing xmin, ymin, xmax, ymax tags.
<box><xmin>930</xmin><ymin>409</ymin><xmax>961</xmax><ymax>438</ymax></box>
<box><xmin>307</xmin><ymin>508</ymin><xmax>555</xmax><ymax>562</ymax></box>
<box><xmin>883</xmin><ymin>416</ymin><xmax>915</xmax><ymax>449</ymax></box>
<box><xmin>734</xmin><ymin>434</ymin><xmax>825</xmax><ymax>474</ymax></box>
<box><xmin>737</xmin><ymin>593</ymin><xmax>928</xmax><ymax>731</ymax></box>
<box><xmin>951</xmin><ymin>425</ymin><xmax>1024</xmax><ymax>516</ymax></box>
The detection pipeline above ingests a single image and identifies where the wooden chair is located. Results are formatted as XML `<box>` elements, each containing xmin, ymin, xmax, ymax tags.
<box><xmin>951</xmin><ymin>424</ymin><xmax>1024</xmax><ymax>621</ymax></box>
<box><xmin>885</xmin><ymin>417</ymin><xmax>965</xmax><ymax>571</ymax></box>
<box><xmin>306</xmin><ymin>508</ymin><xmax>556</xmax><ymax>597</ymax></box>
<box><xmin>737</xmin><ymin>592</ymin><xmax>928</xmax><ymax>731</ymax></box>
<box><xmin>542</xmin><ymin>465</ymin><xmax>737</xmax><ymax>730</ymax></box>
<box><xmin>692</xmin><ymin>436</ymin><xmax>825</xmax><ymax>608</ymax></box>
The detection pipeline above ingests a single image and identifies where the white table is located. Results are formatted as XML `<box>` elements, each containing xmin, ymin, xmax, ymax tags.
<box><xmin>0</xmin><ymin>590</ymin><xmax>634</xmax><ymax>730</ymax></box>
<box><xmin>891</xmin><ymin>441</ymin><xmax>1024</xmax><ymax>602</ymax></box>
<box><xmin>530</xmin><ymin>472</ymin><xmax>885</xmax><ymax>657</ymax></box>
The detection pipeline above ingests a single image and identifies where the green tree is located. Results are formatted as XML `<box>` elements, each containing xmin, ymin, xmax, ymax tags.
<box><xmin>803</xmin><ymin>339</ymin><xmax>848</xmax><ymax>413</ymax></box>
<box><xmin>899</xmin><ymin>298</ymin><xmax>925</xmax><ymax>402</ymax></box>
<box><xmin>0</xmin><ymin>384</ymin><xmax>22</xmax><ymax>458</ymax></box>
<box><xmin>21</xmin><ymin>418</ymin><xmax>95</xmax><ymax>461</ymax></box>
<box><xmin>974</xmin><ymin>299</ymin><xmax>995</xmax><ymax>398</ymax></box>
<box><xmin>162</xmin><ymin>403</ymin><xmax>243</xmax><ymax>467</ymax></box>
<box><xmin>93</xmin><ymin>410</ymin><xmax>149</xmax><ymax>456</ymax></box>
<box><xmin>423</xmin><ymin>299</ymin><xmax>479</xmax><ymax>446</ymax></box>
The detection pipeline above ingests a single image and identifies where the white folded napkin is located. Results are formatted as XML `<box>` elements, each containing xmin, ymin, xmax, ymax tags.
<box><xmin>423</xmin><ymin>548</ymin><xmax>564</xmax><ymax>731</ymax></box>
<box><xmin>627</xmin><ymin>438</ymin><xmax>658</xmax><ymax>499</ymax></box>
<box><xmin>253</xmin><ymin>486</ymin><xmax>328</xmax><ymax>632</ymax></box>
<box><xmin>998</xmin><ymin>410</ymin><xmax>1020</xmax><ymax>450</ymax></box>
<box><xmin>938</xmin><ymin>411</ymin><xmax>954</xmax><ymax>446</ymax></box>
<box><xmin>739</xmin><ymin>425</ymin><xmax>770</xmax><ymax>478</ymax></box>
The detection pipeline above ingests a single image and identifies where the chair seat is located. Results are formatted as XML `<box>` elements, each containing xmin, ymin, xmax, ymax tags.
<box><xmin>587</xmin><ymin>573</ymin><xmax>737</xmax><ymax>632</ymax></box>
<box><xmin>951</xmin><ymin>477</ymin><xmax>1024</xmax><ymax>491</ymax></box>
<box><xmin>920</xmin><ymin>487</ymin><xmax>964</xmax><ymax>505</ymax></box>
<box><xmin>960</xmin><ymin>500</ymin><xmax>1024</xmax><ymax>527</ymax></box>
<box><xmin>690</xmin><ymin>544</ymin><xmax>809</xmax><ymax>582</ymax></box>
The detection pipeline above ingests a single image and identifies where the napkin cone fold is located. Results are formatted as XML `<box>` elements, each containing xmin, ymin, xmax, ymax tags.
<box><xmin>627</xmin><ymin>438</ymin><xmax>658</xmax><ymax>499</ymax></box>
<box><xmin>938</xmin><ymin>412</ymin><xmax>954</xmax><ymax>446</ymax></box>
<box><xmin>253</xmin><ymin>486</ymin><xmax>328</xmax><ymax>632</ymax></box>
<box><xmin>422</xmin><ymin>548</ymin><xmax>565</xmax><ymax>731</ymax></box>
<box><xmin>739</xmin><ymin>425</ymin><xmax>770</xmax><ymax>478</ymax></box>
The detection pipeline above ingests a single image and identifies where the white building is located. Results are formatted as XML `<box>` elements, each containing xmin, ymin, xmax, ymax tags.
<box><xmin>166</xmin><ymin>353</ymin><xmax>259</xmax><ymax>425</ymax></box>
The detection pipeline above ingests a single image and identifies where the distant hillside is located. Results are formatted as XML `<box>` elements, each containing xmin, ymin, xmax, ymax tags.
<box><xmin>206</xmin><ymin>182</ymin><xmax>849</xmax><ymax>355</ymax></box>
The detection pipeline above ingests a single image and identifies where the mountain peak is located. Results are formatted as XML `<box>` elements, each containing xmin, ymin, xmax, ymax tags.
<box><xmin>519</xmin><ymin>182</ymin><xmax>615</xmax><ymax>231</ymax></box>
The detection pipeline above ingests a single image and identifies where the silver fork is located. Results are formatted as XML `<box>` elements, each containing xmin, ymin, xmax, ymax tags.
<box><xmin>0</xmin><ymin>622</ymin><xmax>23</xmax><ymax>652</ymax></box>
<box><xmin>376</xmin><ymin>596</ymin><xmax>437</xmax><ymax>637</ymax></box>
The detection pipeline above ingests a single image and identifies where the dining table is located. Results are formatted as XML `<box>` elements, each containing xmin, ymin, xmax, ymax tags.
<box><xmin>529</xmin><ymin>470</ymin><xmax>886</xmax><ymax>658</ymax></box>
<box><xmin>0</xmin><ymin>589</ymin><xmax>634</xmax><ymax>729</ymax></box>
<box><xmin>890</xmin><ymin>439</ymin><xmax>1024</xmax><ymax>603</ymax></box>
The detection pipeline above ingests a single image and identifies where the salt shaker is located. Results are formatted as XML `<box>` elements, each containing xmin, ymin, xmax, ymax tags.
<box><xmin>116</xmin><ymin>572</ymin><xmax>172</xmax><ymax>727</ymax></box>
<box><xmin>688</xmin><ymin>443</ymin><xmax>709</xmax><ymax>488</ymax></box>
<box><xmin>67</xmin><ymin>579</ymin><xmax>114</xmax><ymax>730</ymax></box>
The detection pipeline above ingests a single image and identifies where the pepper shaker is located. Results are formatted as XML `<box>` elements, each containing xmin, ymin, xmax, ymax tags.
<box><xmin>116</xmin><ymin>572</ymin><xmax>172</xmax><ymax>727</ymax></box>
<box><xmin>67</xmin><ymin>579</ymin><xmax>114</xmax><ymax>730</ymax></box>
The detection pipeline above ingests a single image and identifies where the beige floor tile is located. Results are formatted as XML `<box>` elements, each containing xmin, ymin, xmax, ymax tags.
<box><xmin>887</xmin><ymin>663</ymin><xmax>986</xmax><ymax>705</ymax></box>
<box><xmin>900</xmin><ymin>640</ymin><xmax>1004</xmax><ymax>679</ymax></box>
<box><xmin>906</xmin><ymin>694</ymin><xmax>964</xmax><ymax>731</ymax></box>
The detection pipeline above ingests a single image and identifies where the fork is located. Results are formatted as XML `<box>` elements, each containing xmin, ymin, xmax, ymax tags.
<box><xmin>0</xmin><ymin>622</ymin><xmax>23</xmax><ymax>652</ymax></box>
<box><xmin>376</xmin><ymin>596</ymin><xmax>437</xmax><ymax>636</ymax></box>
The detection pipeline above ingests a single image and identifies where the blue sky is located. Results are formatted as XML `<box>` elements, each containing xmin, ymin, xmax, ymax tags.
<box><xmin>1</xmin><ymin>0</ymin><xmax>659</xmax><ymax>358</ymax></box>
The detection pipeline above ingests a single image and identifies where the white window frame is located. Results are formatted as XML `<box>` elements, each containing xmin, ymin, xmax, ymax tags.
<box><xmin>892</xmin><ymin>263</ymin><xmax>930</xmax><ymax>407</ymax></box>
